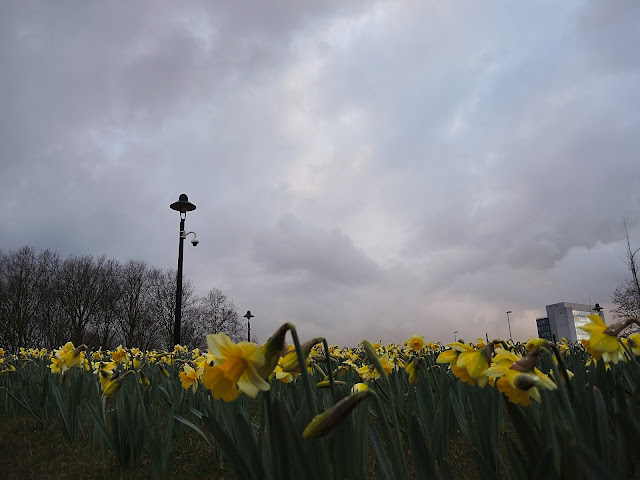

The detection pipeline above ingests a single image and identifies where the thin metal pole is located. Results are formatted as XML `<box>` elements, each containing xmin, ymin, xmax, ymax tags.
<box><xmin>174</xmin><ymin>216</ymin><xmax>185</xmax><ymax>346</ymax></box>
<box><xmin>506</xmin><ymin>311</ymin><xmax>512</xmax><ymax>340</ymax></box>
<box><xmin>243</xmin><ymin>311</ymin><xmax>254</xmax><ymax>343</ymax></box>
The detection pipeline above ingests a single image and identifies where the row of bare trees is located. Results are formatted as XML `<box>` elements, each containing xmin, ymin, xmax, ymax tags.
<box><xmin>0</xmin><ymin>246</ymin><xmax>244</xmax><ymax>353</ymax></box>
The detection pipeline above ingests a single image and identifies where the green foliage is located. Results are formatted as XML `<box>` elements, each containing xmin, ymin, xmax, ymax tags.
<box><xmin>2</xmin><ymin>334</ymin><xmax>640</xmax><ymax>479</ymax></box>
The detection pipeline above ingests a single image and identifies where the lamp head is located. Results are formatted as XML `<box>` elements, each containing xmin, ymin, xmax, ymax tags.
<box><xmin>170</xmin><ymin>194</ymin><xmax>196</xmax><ymax>214</ymax></box>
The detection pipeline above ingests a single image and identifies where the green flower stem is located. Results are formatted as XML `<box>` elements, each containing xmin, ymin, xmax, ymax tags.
<box><xmin>322</xmin><ymin>339</ymin><xmax>336</xmax><ymax>402</ymax></box>
<box><xmin>258</xmin><ymin>391</ymin><xmax>265</xmax><ymax>466</ymax></box>
<box><xmin>288</xmin><ymin>324</ymin><xmax>319</xmax><ymax>417</ymax></box>
<box><xmin>549</xmin><ymin>343</ymin><xmax>575</xmax><ymax>401</ymax></box>
<box><xmin>370</xmin><ymin>390</ymin><xmax>409</xmax><ymax>480</ymax></box>
<box><xmin>288</xmin><ymin>324</ymin><xmax>331</xmax><ymax>480</ymax></box>
<box><xmin>363</xmin><ymin>340</ymin><xmax>409</xmax><ymax>478</ymax></box>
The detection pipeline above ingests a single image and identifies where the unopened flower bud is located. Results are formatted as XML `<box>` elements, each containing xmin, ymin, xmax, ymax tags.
<box><xmin>103</xmin><ymin>370</ymin><xmax>133</xmax><ymax>397</ymax></box>
<box><xmin>139</xmin><ymin>370</ymin><xmax>150</xmax><ymax>387</ymax></box>
<box><xmin>303</xmin><ymin>390</ymin><xmax>371</xmax><ymax>439</ymax></box>
<box><xmin>362</xmin><ymin>340</ymin><xmax>387</xmax><ymax>380</ymax></box>
<box><xmin>317</xmin><ymin>380</ymin><xmax>345</xmax><ymax>388</ymax></box>
<box><xmin>280</xmin><ymin>337</ymin><xmax>324</xmax><ymax>373</ymax></box>
<box><xmin>257</xmin><ymin>323</ymin><xmax>290</xmax><ymax>379</ymax></box>
<box><xmin>351</xmin><ymin>382</ymin><xmax>369</xmax><ymax>393</ymax></box>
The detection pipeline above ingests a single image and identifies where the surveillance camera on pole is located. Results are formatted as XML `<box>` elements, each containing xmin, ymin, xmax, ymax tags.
<box><xmin>181</xmin><ymin>231</ymin><xmax>199</xmax><ymax>247</ymax></box>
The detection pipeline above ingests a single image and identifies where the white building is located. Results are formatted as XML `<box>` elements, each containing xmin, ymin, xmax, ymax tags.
<box><xmin>536</xmin><ymin>302</ymin><xmax>604</xmax><ymax>342</ymax></box>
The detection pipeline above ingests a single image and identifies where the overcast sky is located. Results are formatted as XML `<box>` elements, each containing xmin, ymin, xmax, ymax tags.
<box><xmin>1</xmin><ymin>1</ymin><xmax>639</xmax><ymax>346</ymax></box>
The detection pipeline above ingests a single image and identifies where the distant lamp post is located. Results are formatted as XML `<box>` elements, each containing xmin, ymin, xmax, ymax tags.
<box><xmin>244</xmin><ymin>311</ymin><xmax>255</xmax><ymax>343</ymax></box>
<box><xmin>506</xmin><ymin>311</ymin><xmax>513</xmax><ymax>340</ymax></box>
<box><xmin>593</xmin><ymin>303</ymin><xmax>603</xmax><ymax>315</ymax></box>
<box><xmin>170</xmin><ymin>194</ymin><xmax>197</xmax><ymax>346</ymax></box>
<box><xmin>454</xmin><ymin>331</ymin><xmax>459</xmax><ymax>342</ymax></box>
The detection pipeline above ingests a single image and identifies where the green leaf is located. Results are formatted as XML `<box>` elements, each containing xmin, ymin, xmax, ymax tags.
<box><xmin>575</xmin><ymin>444</ymin><xmax>612</xmax><ymax>480</ymax></box>
<box><xmin>408</xmin><ymin>415</ymin><xmax>438</xmax><ymax>480</ymax></box>
<box><xmin>592</xmin><ymin>387</ymin><xmax>610</xmax><ymax>467</ymax></box>
<box><xmin>50</xmin><ymin>380</ymin><xmax>72</xmax><ymax>441</ymax></box>
<box><xmin>369</xmin><ymin>424</ymin><xmax>394</xmax><ymax>480</ymax></box>
<box><xmin>201</xmin><ymin>413</ymin><xmax>254</xmax><ymax>480</ymax></box>
<box><xmin>85</xmin><ymin>401</ymin><xmax>118</xmax><ymax>458</ymax></box>
<box><xmin>174</xmin><ymin>413</ymin><xmax>211</xmax><ymax>446</ymax></box>
<box><xmin>0</xmin><ymin>386</ymin><xmax>44</xmax><ymax>426</ymax></box>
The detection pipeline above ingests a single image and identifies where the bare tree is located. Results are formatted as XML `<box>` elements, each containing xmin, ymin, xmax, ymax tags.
<box><xmin>149</xmin><ymin>268</ymin><xmax>197</xmax><ymax>350</ymax></box>
<box><xmin>612</xmin><ymin>220</ymin><xmax>640</xmax><ymax>321</ymax></box>
<box><xmin>190</xmin><ymin>288</ymin><xmax>243</xmax><ymax>347</ymax></box>
<box><xmin>0</xmin><ymin>246</ymin><xmax>236</xmax><ymax>351</ymax></box>
<box><xmin>55</xmin><ymin>255</ymin><xmax>120</xmax><ymax>345</ymax></box>
<box><xmin>32</xmin><ymin>249</ymin><xmax>63</xmax><ymax>349</ymax></box>
<box><xmin>113</xmin><ymin>260</ymin><xmax>161</xmax><ymax>349</ymax></box>
<box><xmin>0</xmin><ymin>247</ymin><xmax>62</xmax><ymax>351</ymax></box>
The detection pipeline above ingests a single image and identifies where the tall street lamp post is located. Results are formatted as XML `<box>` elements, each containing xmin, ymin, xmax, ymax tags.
<box><xmin>454</xmin><ymin>331</ymin><xmax>458</xmax><ymax>342</ymax></box>
<box><xmin>506</xmin><ymin>310</ymin><xmax>513</xmax><ymax>340</ymax></box>
<box><xmin>170</xmin><ymin>194</ymin><xmax>196</xmax><ymax>346</ymax></box>
<box><xmin>244</xmin><ymin>311</ymin><xmax>254</xmax><ymax>343</ymax></box>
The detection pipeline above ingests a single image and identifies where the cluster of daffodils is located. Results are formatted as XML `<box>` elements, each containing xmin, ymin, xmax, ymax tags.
<box><xmin>435</xmin><ymin>340</ymin><xmax>557</xmax><ymax>406</ymax></box>
<box><xmin>5</xmin><ymin>314</ymin><xmax>638</xmax><ymax>407</ymax></box>
<box><xmin>0</xmin><ymin>348</ymin><xmax>15</xmax><ymax>374</ymax></box>
<box><xmin>50</xmin><ymin>342</ymin><xmax>87</xmax><ymax>375</ymax></box>
<box><xmin>580</xmin><ymin>314</ymin><xmax>640</xmax><ymax>364</ymax></box>
<box><xmin>432</xmin><ymin>315</ymin><xmax>640</xmax><ymax>407</ymax></box>
<box><xmin>175</xmin><ymin>332</ymin><xmax>440</xmax><ymax>402</ymax></box>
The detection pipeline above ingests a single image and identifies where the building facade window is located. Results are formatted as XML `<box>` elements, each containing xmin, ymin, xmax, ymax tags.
<box><xmin>572</xmin><ymin>309</ymin><xmax>593</xmax><ymax>341</ymax></box>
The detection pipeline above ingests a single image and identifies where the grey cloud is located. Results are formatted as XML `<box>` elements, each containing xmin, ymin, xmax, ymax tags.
<box><xmin>1</xmin><ymin>1</ymin><xmax>638</xmax><ymax>346</ymax></box>
<box><xmin>252</xmin><ymin>215</ymin><xmax>382</xmax><ymax>286</ymax></box>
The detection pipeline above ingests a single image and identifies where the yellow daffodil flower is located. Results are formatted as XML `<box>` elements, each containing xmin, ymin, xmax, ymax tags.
<box><xmin>404</xmin><ymin>358</ymin><xmax>420</xmax><ymax>385</ymax></box>
<box><xmin>580</xmin><ymin>315</ymin><xmax>626</xmax><ymax>364</ymax></box>
<box><xmin>201</xmin><ymin>332</ymin><xmax>270</xmax><ymax>402</ymax></box>
<box><xmin>111</xmin><ymin>345</ymin><xmax>130</xmax><ymax>365</ymax></box>
<box><xmin>275</xmin><ymin>364</ymin><xmax>296</xmax><ymax>383</ymax></box>
<box><xmin>379</xmin><ymin>353</ymin><xmax>394</xmax><ymax>375</ymax></box>
<box><xmin>485</xmin><ymin>348</ymin><xmax>556</xmax><ymax>406</ymax></box>
<box><xmin>404</xmin><ymin>334</ymin><xmax>426</xmax><ymax>352</ymax></box>
<box><xmin>456</xmin><ymin>346</ymin><xmax>493</xmax><ymax>388</ymax></box>
<box><xmin>54</xmin><ymin>342</ymin><xmax>86</xmax><ymax>372</ymax></box>
<box><xmin>50</xmin><ymin>357</ymin><xmax>64</xmax><ymax>374</ymax></box>
<box><xmin>179</xmin><ymin>363</ymin><xmax>204</xmax><ymax>392</ymax></box>
<box><xmin>356</xmin><ymin>363</ymin><xmax>379</xmax><ymax>382</ymax></box>
<box><xmin>97</xmin><ymin>362</ymin><xmax>118</xmax><ymax>391</ymax></box>
<box><xmin>436</xmin><ymin>342</ymin><xmax>485</xmax><ymax>386</ymax></box>
<box><xmin>622</xmin><ymin>333</ymin><xmax>640</xmax><ymax>356</ymax></box>
<box><xmin>525</xmin><ymin>338</ymin><xmax>549</xmax><ymax>352</ymax></box>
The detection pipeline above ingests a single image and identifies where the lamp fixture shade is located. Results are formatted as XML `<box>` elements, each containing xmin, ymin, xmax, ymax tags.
<box><xmin>170</xmin><ymin>194</ymin><xmax>196</xmax><ymax>213</ymax></box>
